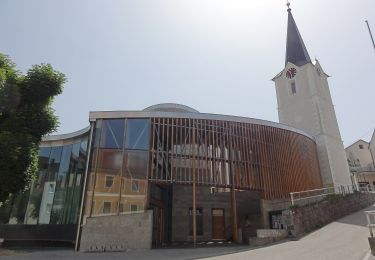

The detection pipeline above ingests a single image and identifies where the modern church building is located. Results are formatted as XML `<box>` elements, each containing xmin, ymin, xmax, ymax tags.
<box><xmin>0</xmin><ymin>5</ymin><xmax>351</xmax><ymax>251</ymax></box>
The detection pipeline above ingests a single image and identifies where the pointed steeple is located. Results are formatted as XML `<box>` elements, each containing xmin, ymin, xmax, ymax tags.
<box><xmin>285</xmin><ymin>4</ymin><xmax>311</xmax><ymax>66</ymax></box>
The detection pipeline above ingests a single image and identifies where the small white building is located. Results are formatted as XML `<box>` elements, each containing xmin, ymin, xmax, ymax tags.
<box><xmin>345</xmin><ymin>134</ymin><xmax>375</xmax><ymax>188</ymax></box>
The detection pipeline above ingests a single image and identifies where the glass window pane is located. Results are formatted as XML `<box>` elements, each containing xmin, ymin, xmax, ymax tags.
<box><xmin>79</xmin><ymin>140</ymin><xmax>88</xmax><ymax>170</ymax></box>
<box><xmin>125</xmin><ymin>119</ymin><xmax>150</xmax><ymax>150</ymax></box>
<box><xmin>97</xmin><ymin>150</ymin><xmax>123</xmax><ymax>173</ymax></box>
<box><xmin>25</xmin><ymin>146</ymin><xmax>62</xmax><ymax>224</ymax></box>
<box><xmin>131</xmin><ymin>180</ymin><xmax>139</xmax><ymax>192</ymax></box>
<box><xmin>130</xmin><ymin>204</ymin><xmax>138</xmax><ymax>212</ymax></box>
<box><xmin>8</xmin><ymin>191</ymin><xmax>30</xmax><ymax>224</ymax></box>
<box><xmin>48</xmin><ymin>146</ymin><xmax>63</xmax><ymax>181</ymax></box>
<box><xmin>124</xmin><ymin>151</ymin><xmax>148</xmax><ymax>179</ymax></box>
<box><xmin>71</xmin><ymin>142</ymin><xmax>80</xmax><ymax>161</ymax></box>
<box><xmin>57</xmin><ymin>145</ymin><xmax>73</xmax><ymax>189</ymax></box>
<box><xmin>105</xmin><ymin>176</ymin><xmax>114</xmax><ymax>188</ymax></box>
<box><xmin>38</xmin><ymin>181</ymin><xmax>57</xmax><ymax>224</ymax></box>
<box><xmin>0</xmin><ymin>199</ymin><xmax>13</xmax><ymax>224</ymax></box>
<box><xmin>94</xmin><ymin>120</ymin><xmax>102</xmax><ymax>148</ymax></box>
<box><xmin>67</xmin><ymin>138</ymin><xmax>88</xmax><ymax>224</ymax></box>
<box><xmin>49</xmin><ymin>144</ymin><xmax>73</xmax><ymax>224</ymax></box>
<box><xmin>119</xmin><ymin>203</ymin><xmax>124</xmax><ymax>213</ymax></box>
<box><xmin>100</xmin><ymin>119</ymin><xmax>125</xmax><ymax>149</ymax></box>
<box><xmin>119</xmin><ymin>178</ymin><xmax>146</xmax><ymax>214</ymax></box>
<box><xmin>103</xmin><ymin>202</ymin><xmax>111</xmax><ymax>214</ymax></box>
<box><xmin>91</xmin><ymin>148</ymin><xmax>122</xmax><ymax>216</ymax></box>
<box><xmin>38</xmin><ymin>147</ymin><xmax>51</xmax><ymax>171</ymax></box>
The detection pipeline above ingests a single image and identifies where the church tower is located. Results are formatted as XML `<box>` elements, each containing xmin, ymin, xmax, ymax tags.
<box><xmin>273</xmin><ymin>3</ymin><xmax>351</xmax><ymax>187</ymax></box>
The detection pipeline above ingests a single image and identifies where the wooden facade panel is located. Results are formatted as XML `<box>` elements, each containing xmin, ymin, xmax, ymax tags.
<box><xmin>149</xmin><ymin>118</ymin><xmax>322</xmax><ymax>200</ymax></box>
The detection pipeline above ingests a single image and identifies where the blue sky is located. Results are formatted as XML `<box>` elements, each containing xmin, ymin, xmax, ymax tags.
<box><xmin>1</xmin><ymin>0</ymin><xmax>374</xmax><ymax>147</ymax></box>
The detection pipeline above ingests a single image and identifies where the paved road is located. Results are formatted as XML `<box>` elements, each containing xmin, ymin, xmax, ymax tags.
<box><xmin>205</xmin><ymin>204</ymin><xmax>375</xmax><ymax>260</ymax></box>
<box><xmin>1</xmin><ymin>205</ymin><xmax>374</xmax><ymax>260</ymax></box>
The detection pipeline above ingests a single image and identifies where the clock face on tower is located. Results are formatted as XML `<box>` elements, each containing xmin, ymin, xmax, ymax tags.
<box><xmin>286</xmin><ymin>67</ymin><xmax>297</xmax><ymax>79</ymax></box>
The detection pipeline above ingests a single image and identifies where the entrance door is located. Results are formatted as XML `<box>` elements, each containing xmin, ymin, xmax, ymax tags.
<box><xmin>212</xmin><ymin>208</ymin><xmax>225</xmax><ymax>240</ymax></box>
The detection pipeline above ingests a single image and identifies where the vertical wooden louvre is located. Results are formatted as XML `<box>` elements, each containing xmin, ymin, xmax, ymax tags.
<box><xmin>149</xmin><ymin>117</ymin><xmax>322</xmax><ymax>200</ymax></box>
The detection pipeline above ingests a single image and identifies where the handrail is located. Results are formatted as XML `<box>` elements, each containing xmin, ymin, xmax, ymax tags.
<box><xmin>290</xmin><ymin>187</ymin><xmax>335</xmax><ymax>195</ymax></box>
<box><xmin>366</xmin><ymin>210</ymin><xmax>375</xmax><ymax>237</ymax></box>
<box><xmin>290</xmin><ymin>184</ymin><xmax>360</xmax><ymax>206</ymax></box>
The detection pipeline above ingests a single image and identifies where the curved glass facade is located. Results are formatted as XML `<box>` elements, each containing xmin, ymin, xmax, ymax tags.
<box><xmin>0</xmin><ymin>134</ymin><xmax>88</xmax><ymax>225</ymax></box>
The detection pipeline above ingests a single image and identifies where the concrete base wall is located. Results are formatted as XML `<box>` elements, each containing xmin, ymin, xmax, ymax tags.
<box><xmin>256</xmin><ymin>229</ymin><xmax>288</xmax><ymax>239</ymax></box>
<box><xmin>79</xmin><ymin>210</ymin><xmax>153</xmax><ymax>252</ymax></box>
<box><xmin>249</xmin><ymin>229</ymin><xmax>288</xmax><ymax>246</ymax></box>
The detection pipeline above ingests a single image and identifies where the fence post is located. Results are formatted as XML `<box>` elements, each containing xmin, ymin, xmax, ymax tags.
<box><xmin>290</xmin><ymin>193</ymin><xmax>294</xmax><ymax>206</ymax></box>
<box><xmin>367</xmin><ymin>213</ymin><xmax>373</xmax><ymax>237</ymax></box>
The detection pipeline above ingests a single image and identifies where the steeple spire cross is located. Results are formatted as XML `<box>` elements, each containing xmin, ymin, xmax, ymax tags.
<box><xmin>287</xmin><ymin>0</ymin><xmax>291</xmax><ymax>11</ymax></box>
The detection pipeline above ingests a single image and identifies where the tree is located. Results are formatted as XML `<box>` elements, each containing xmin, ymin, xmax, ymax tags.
<box><xmin>0</xmin><ymin>53</ymin><xmax>66</xmax><ymax>203</ymax></box>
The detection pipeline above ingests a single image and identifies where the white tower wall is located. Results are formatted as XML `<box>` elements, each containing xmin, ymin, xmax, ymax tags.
<box><xmin>274</xmin><ymin>61</ymin><xmax>351</xmax><ymax>187</ymax></box>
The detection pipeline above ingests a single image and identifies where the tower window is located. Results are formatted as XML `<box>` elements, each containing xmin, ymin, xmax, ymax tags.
<box><xmin>359</xmin><ymin>144</ymin><xmax>364</xmax><ymax>149</ymax></box>
<box><xmin>290</xmin><ymin>81</ymin><xmax>296</xmax><ymax>95</ymax></box>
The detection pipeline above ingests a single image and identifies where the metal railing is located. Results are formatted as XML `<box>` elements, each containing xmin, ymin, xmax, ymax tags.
<box><xmin>366</xmin><ymin>210</ymin><xmax>375</xmax><ymax>237</ymax></box>
<box><xmin>351</xmin><ymin>164</ymin><xmax>375</xmax><ymax>173</ymax></box>
<box><xmin>365</xmin><ymin>210</ymin><xmax>375</xmax><ymax>255</ymax></box>
<box><xmin>290</xmin><ymin>184</ymin><xmax>359</xmax><ymax>206</ymax></box>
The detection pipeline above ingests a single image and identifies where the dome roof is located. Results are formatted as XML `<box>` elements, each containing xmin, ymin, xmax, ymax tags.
<box><xmin>143</xmin><ymin>103</ymin><xmax>199</xmax><ymax>113</ymax></box>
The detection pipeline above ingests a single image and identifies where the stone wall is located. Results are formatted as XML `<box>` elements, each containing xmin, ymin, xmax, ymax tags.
<box><xmin>79</xmin><ymin>210</ymin><xmax>153</xmax><ymax>252</ymax></box>
<box><xmin>286</xmin><ymin>192</ymin><xmax>375</xmax><ymax>237</ymax></box>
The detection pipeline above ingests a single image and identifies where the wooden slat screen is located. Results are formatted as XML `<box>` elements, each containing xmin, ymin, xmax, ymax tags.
<box><xmin>149</xmin><ymin>118</ymin><xmax>322</xmax><ymax>199</ymax></box>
